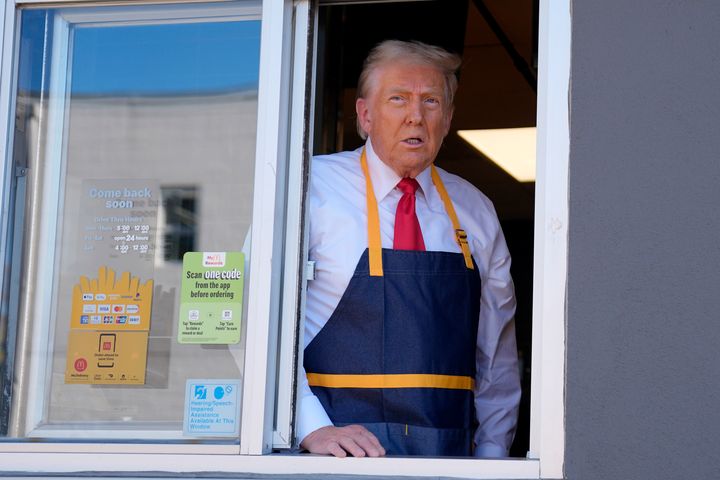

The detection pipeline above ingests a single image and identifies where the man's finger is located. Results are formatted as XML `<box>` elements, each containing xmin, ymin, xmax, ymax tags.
<box><xmin>352</xmin><ymin>431</ymin><xmax>383</xmax><ymax>457</ymax></box>
<box><xmin>361</xmin><ymin>430</ymin><xmax>386</xmax><ymax>456</ymax></box>
<box><xmin>337</xmin><ymin>436</ymin><xmax>366</xmax><ymax>457</ymax></box>
<box><xmin>347</xmin><ymin>425</ymin><xmax>385</xmax><ymax>457</ymax></box>
<box><xmin>326</xmin><ymin>440</ymin><xmax>347</xmax><ymax>458</ymax></box>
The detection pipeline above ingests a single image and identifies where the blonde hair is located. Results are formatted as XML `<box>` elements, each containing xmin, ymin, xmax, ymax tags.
<box><xmin>356</xmin><ymin>40</ymin><xmax>461</xmax><ymax>139</ymax></box>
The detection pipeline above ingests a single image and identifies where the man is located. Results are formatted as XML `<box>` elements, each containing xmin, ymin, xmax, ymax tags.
<box><xmin>298</xmin><ymin>40</ymin><xmax>520</xmax><ymax>458</ymax></box>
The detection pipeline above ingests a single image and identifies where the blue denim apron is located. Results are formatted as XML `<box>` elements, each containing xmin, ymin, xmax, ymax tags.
<box><xmin>304</xmin><ymin>149</ymin><xmax>481</xmax><ymax>456</ymax></box>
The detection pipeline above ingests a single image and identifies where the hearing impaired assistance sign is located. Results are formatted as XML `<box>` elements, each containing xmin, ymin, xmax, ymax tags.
<box><xmin>178</xmin><ymin>252</ymin><xmax>244</xmax><ymax>344</ymax></box>
<box><xmin>183</xmin><ymin>379</ymin><xmax>241</xmax><ymax>436</ymax></box>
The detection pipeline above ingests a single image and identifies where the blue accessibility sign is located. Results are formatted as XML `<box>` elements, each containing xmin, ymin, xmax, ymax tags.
<box><xmin>183</xmin><ymin>379</ymin><xmax>241</xmax><ymax>436</ymax></box>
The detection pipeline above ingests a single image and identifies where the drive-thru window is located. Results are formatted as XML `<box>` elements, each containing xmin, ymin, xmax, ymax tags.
<box><xmin>0</xmin><ymin>0</ymin><xmax>568</xmax><ymax>478</ymax></box>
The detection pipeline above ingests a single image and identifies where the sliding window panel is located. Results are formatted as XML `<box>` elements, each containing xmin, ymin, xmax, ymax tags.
<box><xmin>5</xmin><ymin>1</ymin><xmax>263</xmax><ymax>443</ymax></box>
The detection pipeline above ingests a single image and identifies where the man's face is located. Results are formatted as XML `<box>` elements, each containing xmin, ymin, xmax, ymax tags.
<box><xmin>356</xmin><ymin>62</ymin><xmax>453</xmax><ymax>178</ymax></box>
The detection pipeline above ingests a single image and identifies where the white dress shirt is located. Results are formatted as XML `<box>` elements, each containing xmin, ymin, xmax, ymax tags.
<box><xmin>298</xmin><ymin>140</ymin><xmax>520</xmax><ymax>458</ymax></box>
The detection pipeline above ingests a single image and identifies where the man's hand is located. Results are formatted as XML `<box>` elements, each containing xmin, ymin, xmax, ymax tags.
<box><xmin>301</xmin><ymin>425</ymin><xmax>386</xmax><ymax>458</ymax></box>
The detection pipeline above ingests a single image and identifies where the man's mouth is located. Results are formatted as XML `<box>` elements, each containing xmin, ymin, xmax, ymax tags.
<box><xmin>403</xmin><ymin>137</ymin><xmax>424</xmax><ymax>145</ymax></box>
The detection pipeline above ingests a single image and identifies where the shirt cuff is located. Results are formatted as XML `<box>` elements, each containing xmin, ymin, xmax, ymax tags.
<box><xmin>296</xmin><ymin>394</ymin><xmax>333</xmax><ymax>445</ymax></box>
<box><xmin>474</xmin><ymin>443</ymin><xmax>509</xmax><ymax>458</ymax></box>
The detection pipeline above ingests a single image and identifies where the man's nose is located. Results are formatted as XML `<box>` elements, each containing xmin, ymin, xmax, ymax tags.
<box><xmin>405</xmin><ymin>99</ymin><xmax>424</xmax><ymax>124</ymax></box>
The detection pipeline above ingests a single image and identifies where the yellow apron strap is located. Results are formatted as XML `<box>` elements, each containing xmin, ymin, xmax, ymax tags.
<box><xmin>431</xmin><ymin>165</ymin><xmax>474</xmax><ymax>270</ymax></box>
<box><xmin>361</xmin><ymin>149</ymin><xmax>473</xmax><ymax>274</ymax></box>
<box><xmin>360</xmin><ymin>148</ymin><xmax>384</xmax><ymax>276</ymax></box>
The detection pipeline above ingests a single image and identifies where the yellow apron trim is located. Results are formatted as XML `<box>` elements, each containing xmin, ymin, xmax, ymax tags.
<box><xmin>361</xmin><ymin>148</ymin><xmax>475</xmax><ymax>276</ymax></box>
<box><xmin>360</xmin><ymin>148</ymin><xmax>384</xmax><ymax>276</ymax></box>
<box><xmin>431</xmin><ymin>165</ymin><xmax>474</xmax><ymax>270</ymax></box>
<box><xmin>306</xmin><ymin>373</ymin><xmax>475</xmax><ymax>391</ymax></box>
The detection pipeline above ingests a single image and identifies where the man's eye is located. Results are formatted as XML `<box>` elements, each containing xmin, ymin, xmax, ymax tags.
<box><xmin>425</xmin><ymin>97</ymin><xmax>440</xmax><ymax>105</ymax></box>
<box><xmin>389</xmin><ymin>95</ymin><xmax>404</xmax><ymax>102</ymax></box>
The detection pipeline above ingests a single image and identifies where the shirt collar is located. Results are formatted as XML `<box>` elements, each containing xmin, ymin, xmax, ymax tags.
<box><xmin>365</xmin><ymin>138</ymin><xmax>434</xmax><ymax>202</ymax></box>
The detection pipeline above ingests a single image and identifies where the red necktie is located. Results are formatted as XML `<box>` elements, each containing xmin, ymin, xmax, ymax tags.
<box><xmin>393</xmin><ymin>178</ymin><xmax>426</xmax><ymax>251</ymax></box>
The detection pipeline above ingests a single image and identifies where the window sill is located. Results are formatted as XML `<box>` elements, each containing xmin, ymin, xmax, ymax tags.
<box><xmin>0</xmin><ymin>451</ymin><xmax>540</xmax><ymax>479</ymax></box>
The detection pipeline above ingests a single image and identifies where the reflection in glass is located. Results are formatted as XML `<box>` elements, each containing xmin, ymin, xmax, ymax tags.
<box><xmin>161</xmin><ymin>186</ymin><xmax>198</xmax><ymax>263</ymax></box>
<box><xmin>5</xmin><ymin>3</ymin><xmax>260</xmax><ymax>440</ymax></box>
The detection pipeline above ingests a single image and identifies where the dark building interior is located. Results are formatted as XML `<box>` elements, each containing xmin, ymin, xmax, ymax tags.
<box><xmin>312</xmin><ymin>0</ymin><xmax>537</xmax><ymax>457</ymax></box>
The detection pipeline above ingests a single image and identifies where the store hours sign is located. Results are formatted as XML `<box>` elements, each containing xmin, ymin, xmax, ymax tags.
<box><xmin>79</xmin><ymin>179</ymin><xmax>158</xmax><ymax>270</ymax></box>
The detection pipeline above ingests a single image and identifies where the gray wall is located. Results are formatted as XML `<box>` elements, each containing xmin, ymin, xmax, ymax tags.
<box><xmin>566</xmin><ymin>1</ymin><xmax>720</xmax><ymax>479</ymax></box>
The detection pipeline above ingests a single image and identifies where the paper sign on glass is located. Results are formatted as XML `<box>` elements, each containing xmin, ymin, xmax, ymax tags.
<box><xmin>70</xmin><ymin>266</ymin><xmax>153</xmax><ymax>331</ymax></box>
<box><xmin>65</xmin><ymin>330</ymin><xmax>149</xmax><ymax>384</ymax></box>
<box><xmin>183</xmin><ymin>379</ymin><xmax>241</xmax><ymax>437</ymax></box>
<box><xmin>78</xmin><ymin>179</ymin><xmax>158</xmax><ymax>277</ymax></box>
<box><xmin>66</xmin><ymin>266</ymin><xmax>153</xmax><ymax>384</ymax></box>
<box><xmin>178</xmin><ymin>252</ymin><xmax>244</xmax><ymax>344</ymax></box>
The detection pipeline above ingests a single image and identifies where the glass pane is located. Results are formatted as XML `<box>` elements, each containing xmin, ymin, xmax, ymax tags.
<box><xmin>4</xmin><ymin>2</ymin><xmax>260</xmax><ymax>441</ymax></box>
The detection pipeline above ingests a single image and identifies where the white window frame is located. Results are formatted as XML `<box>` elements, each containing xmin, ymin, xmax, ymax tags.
<box><xmin>0</xmin><ymin>0</ymin><xmax>570</xmax><ymax>478</ymax></box>
<box><xmin>12</xmin><ymin>0</ymin><xmax>264</xmax><ymax>447</ymax></box>
<box><xmin>0</xmin><ymin>0</ymin><xmax>285</xmax><ymax>455</ymax></box>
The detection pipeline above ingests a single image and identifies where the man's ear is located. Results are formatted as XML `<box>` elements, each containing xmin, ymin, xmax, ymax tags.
<box><xmin>356</xmin><ymin>97</ymin><xmax>371</xmax><ymax>135</ymax></box>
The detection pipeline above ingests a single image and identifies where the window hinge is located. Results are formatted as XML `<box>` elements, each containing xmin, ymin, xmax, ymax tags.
<box><xmin>305</xmin><ymin>260</ymin><xmax>315</xmax><ymax>281</ymax></box>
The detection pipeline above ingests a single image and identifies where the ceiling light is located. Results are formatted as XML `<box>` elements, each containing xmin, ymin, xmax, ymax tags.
<box><xmin>457</xmin><ymin>127</ymin><xmax>536</xmax><ymax>182</ymax></box>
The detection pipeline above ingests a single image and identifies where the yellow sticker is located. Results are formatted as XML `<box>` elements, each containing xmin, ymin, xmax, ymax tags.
<box><xmin>70</xmin><ymin>266</ymin><xmax>153</xmax><ymax>331</ymax></box>
<box><xmin>67</xmin><ymin>266</ymin><xmax>153</xmax><ymax>385</ymax></box>
<box><xmin>65</xmin><ymin>330</ymin><xmax>149</xmax><ymax>385</ymax></box>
